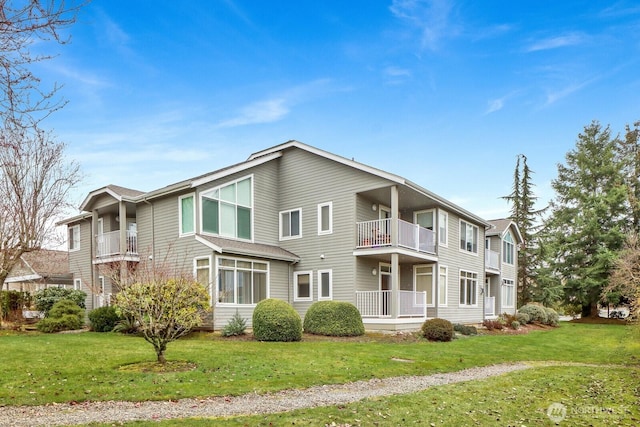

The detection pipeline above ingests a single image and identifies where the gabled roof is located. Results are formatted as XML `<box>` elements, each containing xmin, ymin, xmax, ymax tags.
<box><xmin>487</xmin><ymin>218</ymin><xmax>524</xmax><ymax>243</ymax></box>
<box><xmin>5</xmin><ymin>249</ymin><xmax>72</xmax><ymax>283</ymax></box>
<box><xmin>195</xmin><ymin>234</ymin><xmax>300</xmax><ymax>263</ymax></box>
<box><xmin>80</xmin><ymin>184</ymin><xmax>145</xmax><ymax>211</ymax></box>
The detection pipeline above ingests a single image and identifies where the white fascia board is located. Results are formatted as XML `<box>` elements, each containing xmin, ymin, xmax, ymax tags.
<box><xmin>195</xmin><ymin>235</ymin><xmax>223</xmax><ymax>253</ymax></box>
<box><xmin>191</xmin><ymin>152</ymin><xmax>283</xmax><ymax>188</ymax></box>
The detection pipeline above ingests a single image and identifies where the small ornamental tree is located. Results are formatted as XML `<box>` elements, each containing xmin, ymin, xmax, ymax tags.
<box><xmin>114</xmin><ymin>278</ymin><xmax>210</xmax><ymax>363</ymax></box>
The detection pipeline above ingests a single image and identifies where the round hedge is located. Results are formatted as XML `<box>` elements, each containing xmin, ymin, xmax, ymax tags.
<box><xmin>421</xmin><ymin>318</ymin><xmax>454</xmax><ymax>342</ymax></box>
<box><xmin>518</xmin><ymin>304</ymin><xmax>548</xmax><ymax>324</ymax></box>
<box><xmin>88</xmin><ymin>305</ymin><xmax>121</xmax><ymax>332</ymax></box>
<box><xmin>36</xmin><ymin>299</ymin><xmax>84</xmax><ymax>333</ymax></box>
<box><xmin>252</xmin><ymin>299</ymin><xmax>302</xmax><ymax>342</ymax></box>
<box><xmin>303</xmin><ymin>301</ymin><xmax>365</xmax><ymax>337</ymax></box>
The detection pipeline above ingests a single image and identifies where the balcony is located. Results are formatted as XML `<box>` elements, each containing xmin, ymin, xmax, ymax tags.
<box><xmin>485</xmin><ymin>249</ymin><xmax>499</xmax><ymax>270</ymax></box>
<box><xmin>356</xmin><ymin>219</ymin><xmax>436</xmax><ymax>254</ymax></box>
<box><xmin>96</xmin><ymin>230</ymin><xmax>138</xmax><ymax>259</ymax></box>
<box><xmin>355</xmin><ymin>290</ymin><xmax>427</xmax><ymax>318</ymax></box>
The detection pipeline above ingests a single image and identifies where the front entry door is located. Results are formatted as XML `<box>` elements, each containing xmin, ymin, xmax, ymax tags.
<box><xmin>379</xmin><ymin>263</ymin><xmax>391</xmax><ymax>316</ymax></box>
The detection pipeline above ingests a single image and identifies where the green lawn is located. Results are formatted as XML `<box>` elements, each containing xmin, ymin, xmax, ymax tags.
<box><xmin>1</xmin><ymin>323</ymin><xmax>639</xmax><ymax>425</ymax></box>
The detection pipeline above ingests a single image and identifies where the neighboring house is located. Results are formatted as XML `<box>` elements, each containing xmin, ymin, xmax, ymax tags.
<box><xmin>484</xmin><ymin>219</ymin><xmax>523</xmax><ymax>319</ymax></box>
<box><xmin>58</xmin><ymin>141</ymin><xmax>517</xmax><ymax>331</ymax></box>
<box><xmin>4</xmin><ymin>249</ymin><xmax>73</xmax><ymax>292</ymax></box>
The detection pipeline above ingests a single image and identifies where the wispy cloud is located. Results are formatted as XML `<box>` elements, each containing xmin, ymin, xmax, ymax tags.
<box><xmin>525</xmin><ymin>32</ymin><xmax>587</xmax><ymax>52</ymax></box>
<box><xmin>543</xmin><ymin>81</ymin><xmax>590</xmax><ymax>106</ymax></box>
<box><xmin>216</xmin><ymin>79</ymin><xmax>334</xmax><ymax>128</ymax></box>
<box><xmin>383</xmin><ymin>66</ymin><xmax>412</xmax><ymax>84</ymax></box>
<box><xmin>389</xmin><ymin>0</ymin><xmax>457</xmax><ymax>51</ymax></box>
<box><xmin>484</xmin><ymin>90</ymin><xmax>521</xmax><ymax>114</ymax></box>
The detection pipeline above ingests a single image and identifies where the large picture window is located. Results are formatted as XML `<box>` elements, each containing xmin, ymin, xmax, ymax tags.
<box><xmin>460</xmin><ymin>220</ymin><xmax>478</xmax><ymax>254</ymax></box>
<box><xmin>503</xmin><ymin>232</ymin><xmax>515</xmax><ymax>265</ymax></box>
<box><xmin>459</xmin><ymin>270</ymin><xmax>478</xmax><ymax>306</ymax></box>
<box><xmin>201</xmin><ymin>176</ymin><xmax>252</xmax><ymax>240</ymax></box>
<box><xmin>280</xmin><ymin>208</ymin><xmax>302</xmax><ymax>240</ymax></box>
<box><xmin>217</xmin><ymin>257</ymin><xmax>268</xmax><ymax>305</ymax></box>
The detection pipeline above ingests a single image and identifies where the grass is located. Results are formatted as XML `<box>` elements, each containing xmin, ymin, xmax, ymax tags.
<box><xmin>0</xmin><ymin>322</ymin><xmax>639</xmax><ymax>425</ymax></box>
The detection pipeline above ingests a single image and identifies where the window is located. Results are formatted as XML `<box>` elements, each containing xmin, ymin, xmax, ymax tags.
<box><xmin>318</xmin><ymin>269</ymin><xmax>332</xmax><ymax>300</ymax></box>
<box><xmin>503</xmin><ymin>232</ymin><xmax>515</xmax><ymax>265</ymax></box>
<box><xmin>414</xmin><ymin>265</ymin><xmax>434</xmax><ymax>306</ymax></box>
<box><xmin>460</xmin><ymin>220</ymin><xmax>478</xmax><ymax>254</ymax></box>
<box><xmin>68</xmin><ymin>225</ymin><xmax>80</xmax><ymax>251</ymax></box>
<box><xmin>280</xmin><ymin>208</ymin><xmax>302</xmax><ymax>240</ymax></box>
<box><xmin>438</xmin><ymin>210</ymin><xmax>448</xmax><ymax>246</ymax></box>
<box><xmin>438</xmin><ymin>266</ymin><xmax>448</xmax><ymax>306</ymax></box>
<box><xmin>318</xmin><ymin>202</ymin><xmax>332</xmax><ymax>235</ymax></box>
<box><xmin>73</xmin><ymin>278</ymin><xmax>82</xmax><ymax>291</ymax></box>
<box><xmin>502</xmin><ymin>279</ymin><xmax>515</xmax><ymax>308</ymax></box>
<box><xmin>217</xmin><ymin>257</ymin><xmax>268</xmax><ymax>305</ymax></box>
<box><xmin>179</xmin><ymin>194</ymin><xmax>195</xmax><ymax>236</ymax></box>
<box><xmin>415</xmin><ymin>210</ymin><xmax>434</xmax><ymax>230</ymax></box>
<box><xmin>294</xmin><ymin>271</ymin><xmax>312</xmax><ymax>301</ymax></box>
<box><xmin>201</xmin><ymin>176</ymin><xmax>252</xmax><ymax>240</ymax></box>
<box><xmin>194</xmin><ymin>256</ymin><xmax>212</xmax><ymax>289</ymax></box>
<box><xmin>459</xmin><ymin>270</ymin><xmax>478</xmax><ymax>306</ymax></box>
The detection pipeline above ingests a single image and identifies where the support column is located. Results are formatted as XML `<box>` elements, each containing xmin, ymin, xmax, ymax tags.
<box><xmin>91</xmin><ymin>210</ymin><xmax>100</xmax><ymax>310</ymax></box>
<box><xmin>119</xmin><ymin>201</ymin><xmax>128</xmax><ymax>286</ymax></box>
<box><xmin>390</xmin><ymin>185</ymin><xmax>399</xmax><ymax>319</ymax></box>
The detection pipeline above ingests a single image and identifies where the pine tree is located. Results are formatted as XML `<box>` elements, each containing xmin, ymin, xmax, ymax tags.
<box><xmin>615</xmin><ymin>121</ymin><xmax>640</xmax><ymax>234</ymax></box>
<box><xmin>544</xmin><ymin>121</ymin><xmax>627</xmax><ymax>317</ymax></box>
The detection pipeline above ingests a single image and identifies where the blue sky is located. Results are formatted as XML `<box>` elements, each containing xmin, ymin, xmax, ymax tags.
<box><xmin>39</xmin><ymin>0</ymin><xmax>640</xmax><ymax>220</ymax></box>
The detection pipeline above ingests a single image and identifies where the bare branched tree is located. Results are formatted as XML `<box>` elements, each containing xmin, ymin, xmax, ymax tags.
<box><xmin>0</xmin><ymin>126</ymin><xmax>81</xmax><ymax>287</ymax></box>
<box><xmin>0</xmin><ymin>0</ymin><xmax>82</xmax><ymax>127</ymax></box>
<box><xmin>604</xmin><ymin>233</ymin><xmax>640</xmax><ymax>321</ymax></box>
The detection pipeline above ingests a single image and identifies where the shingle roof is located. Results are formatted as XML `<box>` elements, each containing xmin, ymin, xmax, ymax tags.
<box><xmin>195</xmin><ymin>235</ymin><xmax>300</xmax><ymax>263</ymax></box>
<box><xmin>21</xmin><ymin>249</ymin><xmax>71</xmax><ymax>277</ymax></box>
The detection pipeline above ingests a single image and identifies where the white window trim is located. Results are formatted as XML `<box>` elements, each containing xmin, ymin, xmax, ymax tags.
<box><xmin>503</xmin><ymin>232</ymin><xmax>515</xmax><ymax>265</ymax></box>
<box><xmin>179</xmin><ymin>193</ymin><xmax>196</xmax><ymax>237</ymax></box>
<box><xmin>414</xmin><ymin>265</ymin><xmax>435</xmax><ymax>308</ymax></box>
<box><xmin>215</xmin><ymin>255</ymin><xmax>270</xmax><ymax>306</ymax></box>
<box><xmin>73</xmin><ymin>278</ymin><xmax>82</xmax><ymax>291</ymax></box>
<box><xmin>317</xmin><ymin>202</ymin><xmax>333</xmax><ymax>235</ymax></box>
<box><xmin>318</xmin><ymin>269</ymin><xmax>332</xmax><ymax>300</ymax></box>
<box><xmin>69</xmin><ymin>225</ymin><xmax>80</xmax><ymax>252</ymax></box>
<box><xmin>414</xmin><ymin>208</ymin><xmax>435</xmax><ymax>230</ymax></box>
<box><xmin>438</xmin><ymin>210</ymin><xmax>448</xmax><ymax>247</ymax></box>
<box><xmin>502</xmin><ymin>278</ymin><xmax>515</xmax><ymax>308</ymax></box>
<box><xmin>438</xmin><ymin>265</ymin><xmax>448</xmax><ymax>307</ymax></box>
<box><xmin>458</xmin><ymin>269</ymin><xmax>479</xmax><ymax>308</ymax></box>
<box><xmin>279</xmin><ymin>208</ymin><xmax>302</xmax><ymax>241</ymax></box>
<box><xmin>459</xmin><ymin>220</ymin><xmax>479</xmax><ymax>256</ymax></box>
<box><xmin>199</xmin><ymin>174</ymin><xmax>254</xmax><ymax>241</ymax></box>
<box><xmin>294</xmin><ymin>270</ymin><xmax>313</xmax><ymax>302</ymax></box>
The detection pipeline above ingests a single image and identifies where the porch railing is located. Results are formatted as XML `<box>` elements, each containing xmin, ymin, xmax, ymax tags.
<box><xmin>485</xmin><ymin>296</ymin><xmax>495</xmax><ymax>316</ymax></box>
<box><xmin>355</xmin><ymin>290</ymin><xmax>427</xmax><ymax>318</ymax></box>
<box><xmin>485</xmin><ymin>249</ymin><xmax>499</xmax><ymax>270</ymax></box>
<box><xmin>96</xmin><ymin>230</ymin><xmax>138</xmax><ymax>258</ymax></box>
<box><xmin>356</xmin><ymin>219</ymin><xmax>436</xmax><ymax>254</ymax></box>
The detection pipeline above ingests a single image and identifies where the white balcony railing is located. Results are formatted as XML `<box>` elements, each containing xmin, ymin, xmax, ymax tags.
<box><xmin>356</xmin><ymin>219</ymin><xmax>436</xmax><ymax>254</ymax></box>
<box><xmin>485</xmin><ymin>249</ymin><xmax>499</xmax><ymax>270</ymax></box>
<box><xmin>96</xmin><ymin>230</ymin><xmax>138</xmax><ymax>258</ymax></box>
<box><xmin>355</xmin><ymin>290</ymin><xmax>427</xmax><ymax>318</ymax></box>
<box><xmin>485</xmin><ymin>296</ymin><xmax>495</xmax><ymax>316</ymax></box>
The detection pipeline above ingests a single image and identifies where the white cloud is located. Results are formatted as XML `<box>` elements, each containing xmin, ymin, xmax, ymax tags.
<box><xmin>525</xmin><ymin>32</ymin><xmax>587</xmax><ymax>52</ymax></box>
<box><xmin>390</xmin><ymin>0</ymin><xmax>456</xmax><ymax>51</ymax></box>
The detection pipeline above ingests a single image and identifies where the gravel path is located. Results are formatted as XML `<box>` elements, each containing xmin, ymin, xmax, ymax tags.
<box><xmin>0</xmin><ymin>363</ymin><xmax>531</xmax><ymax>426</ymax></box>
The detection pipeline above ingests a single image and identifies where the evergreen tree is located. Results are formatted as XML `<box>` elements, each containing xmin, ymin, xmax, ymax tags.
<box><xmin>544</xmin><ymin>121</ymin><xmax>627</xmax><ymax>317</ymax></box>
<box><xmin>615</xmin><ymin>121</ymin><xmax>640</xmax><ymax>234</ymax></box>
<box><xmin>502</xmin><ymin>154</ymin><xmax>546</xmax><ymax>306</ymax></box>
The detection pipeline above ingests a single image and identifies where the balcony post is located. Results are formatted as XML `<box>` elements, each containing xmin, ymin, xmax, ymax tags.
<box><xmin>390</xmin><ymin>186</ymin><xmax>399</xmax><ymax>318</ymax></box>
<box><xmin>91</xmin><ymin>210</ymin><xmax>100</xmax><ymax>304</ymax></box>
<box><xmin>119</xmin><ymin>201</ymin><xmax>128</xmax><ymax>284</ymax></box>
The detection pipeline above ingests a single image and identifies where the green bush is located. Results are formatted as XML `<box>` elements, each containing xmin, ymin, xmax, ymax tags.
<box><xmin>516</xmin><ymin>312</ymin><xmax>530</xmax><ymax>325</ymax></box>
<box><xmin>421</xmin><ymin>318</ymin><xmax>454</xmax><ymax>342</ymax></box>
<box><xmin>222</xmin><ymin>311</ymin><xmax>247</xmax><ymax>337</ymax></box>
<box><xmin>36</xmin><ymin>299</ymin><xmax>84</xmax><ymax>333</ymax></box>
<box><xmin>511</xmin><ymin>320</ymin><xmax>521</xmax><ymax>330</ymax></box>
<box><xmin>453</xmin><ymin>323</ymin><xmax>477</xmax><ymax>335</ymax></box>
<box><xmin>88</xmin><ymin>306</ymin><xmax>120</xmax><ymax>332</ymax></box>
<box><xmin>252</xmin><ymin>299</ymin><xmax>302</xmax><ymax>342</ymax></box>
<box><xmin>518</xmin><ymin>304</ymin><xmax>548</xmax><ymax>324</ymax></box>
<box><xmin>303</xmin><ymin>301</ymin><xmax>365</xmax><ymax>337</ymax></box>
<box><xmin>0</xmin><ymin>290</ymin><xmax>30</xmax><ymax>320</ymax></box>
<box><xmin>34</xmin><ymin>288</ymin><xmax>86</xmax><ymax>316</ymax></box>
<box><xmin>544</xmin><ymin>307</ymin><xmax>560</xmax><ymax>326</ymax></box>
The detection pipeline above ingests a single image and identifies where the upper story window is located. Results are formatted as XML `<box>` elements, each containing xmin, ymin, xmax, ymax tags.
<box><xmin>415</xmin><ymin>210</ymin><xmax>434</xmax><ymax>230</ymax></box>
<box><xmin>280</xmin><ymin>208</ymin><xmax>301</xmax><ymax>240</ymax></box>
<box><xmin>318</xmin><ymin>202</ymin><xmax>332</xmax><ymax>235</ymax></box>
<box><xmin>179</xmin><ymin>193</ymin><xmax>195</xmax><ymax>236</ymax></box>
<box><xmin>503</xmin><ymin>232</ymin><xmax>515</xmax><ymax>265</ymax></box>
<box><xmin>201</xmin><ymin>176</ymin><xmax>252</xmax><ymax>240</ymax></box>
<box><xmin>68</xmin><ymin>225</ymin><xmax>80</xmax><ymax>251</ymax></box>
<box><xmin>460</xmin><ymin>220</ymin><xmax>478</xmax><ymax>254</ymax></box>
<box><xmin>438</xmin><ymin>210</ymin><xmax>448</xmax><ymax>246</ymax></box>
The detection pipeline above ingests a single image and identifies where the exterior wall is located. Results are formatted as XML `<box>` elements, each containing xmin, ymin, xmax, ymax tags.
<box><xmin>67</xmin><ymin>218</ymin><xmax>95</xmax><ymax>310</ymax></box>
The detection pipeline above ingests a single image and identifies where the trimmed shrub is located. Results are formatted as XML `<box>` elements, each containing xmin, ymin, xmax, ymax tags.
<box><xmin>453</xmin><ymin>323</ymin><xmax>477</xmax><ymax>336</ymax></box>
<box><xmin>518</xmin><ymin>304</ymin><xmax>548</xmax><ymax>324</ymax></box>
<box><xmin>34</xmin><ymin>288</ymin><xmax>86</xmax><ymax>316</ymax></box>
<box><xmin>516</xmin><ymin>312</ymin><xmax>530</xmax><ymax>325</ymax></box>
<box><xmin>544</xmin><ymin>307</ymin><xmax>560</xmax><ymax>326</ymax></box>
<box><xmin>222</xmin><ymin>311</ymin><xmax>247</xmax><ymax>337</ymax></box>
<box><xmin>252</xmin><ymin>299</ymin><xmax>302</xmax><ymax>342</ymax></box>
<box><xmin>88</xmin><ymin>306</ymin><xmax>120</xmax><ymax>332</ymax></box>
<box><xmin>303</xmin><ymin>301</ymin><xmax>365</xmax><ymax>337</ymax></box>
<box><xmin>36</xmin><ymin>299</ymin><xmax>84</xmax><ymax>333</ymax></box>
<box><xmin>421</xmin><ymin>318</ymin><xmax>454</xmax><ymax>342</ymax></box>
<box><xmin>511</xmin><ymin>320</ymin><xmax>521</xmax><ymax>330</ymax></box>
